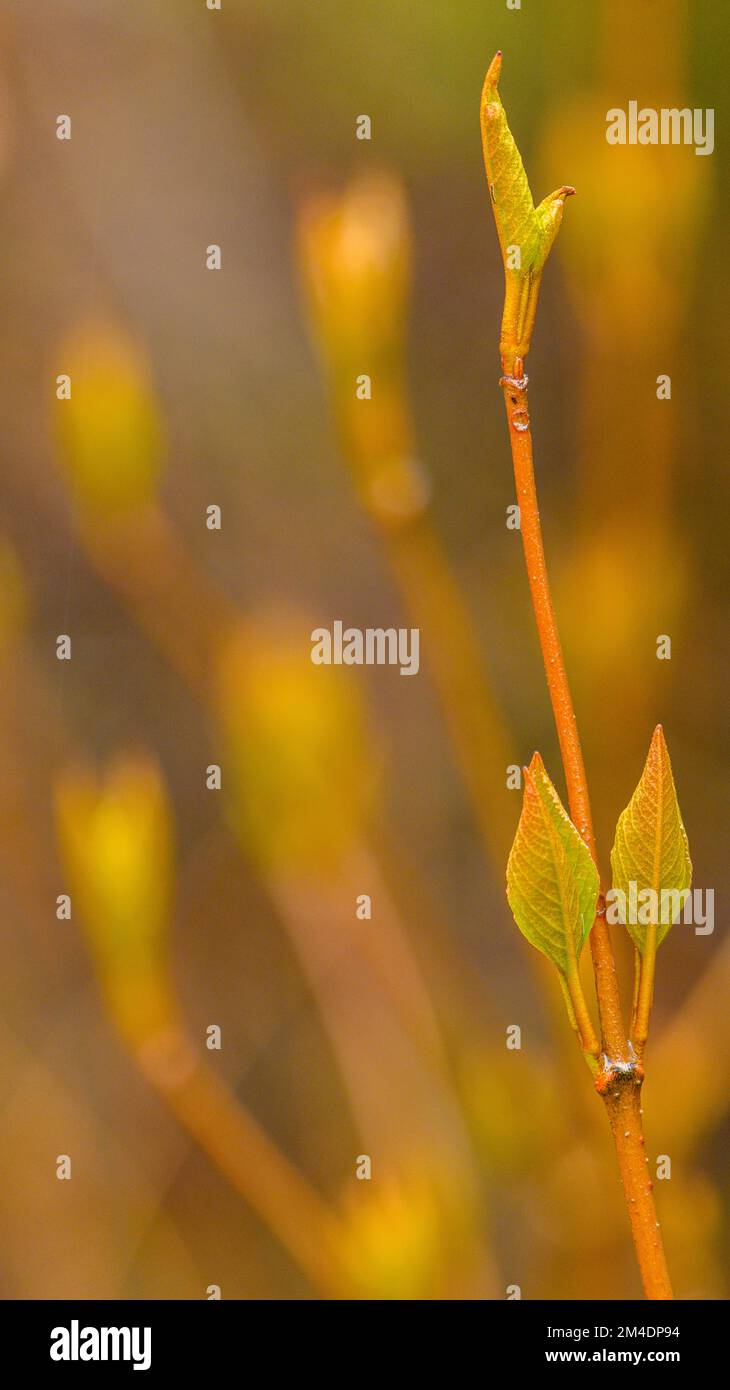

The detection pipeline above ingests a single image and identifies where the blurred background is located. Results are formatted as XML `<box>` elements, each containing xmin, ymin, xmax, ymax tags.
<box><xmin>0</xmin><ymin>0</ymin><xmax>727</xmax><ymax>1299</ymax></box>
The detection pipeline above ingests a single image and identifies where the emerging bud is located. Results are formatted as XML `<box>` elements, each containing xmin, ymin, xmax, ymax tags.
<box><xmin>480</xmin><ymin>52</ymin><xmax>574</xmax><ymax>369</ymax></box>
<box><xmin>337</xmin><ymin>1164</ymin><xmax>479</xmax><ymax>1299</ymax></box>
<box><xmin>296</xmin><ymin>175</ymin><xmax>425</xmax><ymax>520</ymax></box>
<box><xmin>55</xmin><ymin>753</ymin><xmax>177</xmax><ymax>1046</ymax></box>
<box><xmin>55</xmin><ymin>317</ymin><xmax>165</xmax><ymax>514</ymax></box>
<box><xmin>297</xmin><ymin>172</ymin><xmax>410</xmax><ymax>368</ymax></box>
<box><xmin>215</xmin><ymin>611</ymin><xmax>376</xmax><ymax>875</ymax></box>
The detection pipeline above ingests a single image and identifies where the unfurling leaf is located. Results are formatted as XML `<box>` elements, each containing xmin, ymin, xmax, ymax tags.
<box><xmin>610</xmin><ymin>725</ymin><xmax>692</xmax><ymax>953</ymax></box>
<box><xmin>507</xmin><ymin>753</ymin><xmax>599</xmax><ymax>975</ymax></box>
<box><xmin>480</xmin><ymin>51</ymin><xmax>574</xmax><ymax>366</ymax></box>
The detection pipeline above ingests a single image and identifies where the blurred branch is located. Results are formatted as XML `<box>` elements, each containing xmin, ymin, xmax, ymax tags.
<box><xmin>138</xmin><ymin>1029</ymin><xmax>346</xmax><ymax>1296</ymax></box>
<box><xmin>296</xmin><ymin>174</ymin><xmax>517</xmax><ymax>871</ymax></box>
<box><xmin>54</xmin><ymin>752</ymin><xmax>349</xmax><ymax>1296</ymax></box>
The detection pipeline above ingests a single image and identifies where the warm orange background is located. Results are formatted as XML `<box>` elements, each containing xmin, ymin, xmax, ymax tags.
<box><xmin>0</xmin><ymin>0</ymin><xmax>726</xmax><ymax>1299</ymax></box>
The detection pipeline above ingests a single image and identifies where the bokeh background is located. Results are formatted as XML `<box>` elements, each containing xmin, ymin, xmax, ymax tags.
<box><xmin>0</xmin><ymin>0</ymin><xmax>727</xmax><ymax>1299</ymax></box>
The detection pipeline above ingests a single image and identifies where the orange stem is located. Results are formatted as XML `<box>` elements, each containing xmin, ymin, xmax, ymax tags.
<box><xmin>499</xmin><ymin>361</ymin><xmax>673</xmax><ymax>1300</ymax></box>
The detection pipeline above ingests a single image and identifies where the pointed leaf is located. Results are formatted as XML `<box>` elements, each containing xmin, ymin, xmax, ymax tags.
<box><xmin>480</xmin><ymin>52</ymin><xmax>574</xmax><ymax>277</ymax></box>
<box><xmin>507</xmin><ymin>753</ymin><xmax>600</xmax><ymax>974</ymax></box>
<box><xmin>610</xmin><ymin>725</ymin><xmax>692</xmax><ymax>952</ymax></box>
<box><xmin>480</xmin><ymin>52</ymin><xmax>574</xmax><ymax>366</ymax></box>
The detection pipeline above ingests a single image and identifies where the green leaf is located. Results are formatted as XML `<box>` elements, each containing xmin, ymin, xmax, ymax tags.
<box><xmin>610</xmin><ymin>725</ymin><xmax>692</xmax><ymax>953</ymax></box>
<box><xmin>507</xmin><ymin>753</ymin><xmax>600</xmax><ymax>975</ymax></box>
<box><xmin>480</xmin><ymin>52</ymin><xmax>574</xmax><ymax>278</ymax></box>
<box><xmin>480</xmin><ymin>51</ymin><xmax>574</xmax><ymax>367</ymax></box>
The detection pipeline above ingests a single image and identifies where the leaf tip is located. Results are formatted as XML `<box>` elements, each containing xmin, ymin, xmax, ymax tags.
<box><xmin>648</xmin><ymin>722</ymin><xmax>669</xmax><ymax>764</ymax></box>
<box><xmin>481</xmin><ymin>51</ymin><xmax>503</xmax><ymax>105</ymax></box>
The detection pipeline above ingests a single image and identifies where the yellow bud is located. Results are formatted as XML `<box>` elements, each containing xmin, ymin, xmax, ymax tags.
<box><xmin>297</xmin><ymin>172</ymin><xmax>411</xmax><ymax>369</ymax></box>
<box><xmin>337</xmin><ymin>1167</ymin><xmax>476</xmax><ymax>1299</ymax></box>
<box><xmin>539</xmin><ymin>94</ymin><xmax>706</xmax><ymax>345</ymax></box>
<box><xmin>216</xmin><ymin>611</ymin><xmax>377</xmax><ymax>874</ymax></box>
<box><xmin>54</xmin><ymin>317</ymin><xmax>165</xmax><ymax>514</ymax></box>
<box><xmin>297</xmin><ymin>174</ymin><xmax>421</xmax><ymax>515</ymax></box>
<box><xmin>55</xmin><ymin>753</ymin><xmax>177</xmax><ymax>1045</ymax></box>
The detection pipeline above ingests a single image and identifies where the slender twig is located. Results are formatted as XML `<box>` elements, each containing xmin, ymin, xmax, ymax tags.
<box><xmin>633</xmin><ymin>934</ymin><xmax>657</xmax><ymax>1059</ymax></box>
<box><xmin>631</xmin><ymin>944</ymin><xmax>642</xmax><ymax>1037</ymax></box>
<box><xmin>483</xmin><ymin>51</ymin><xmax>673</xmax><ymax>1299</ymax></box>
<box><xmin>558</xmin><ymin>969</ymin><xmax>600</xmax><ymax>1072</ymax></box>
<box><xmin>499</xmin><ymin>365</ymin><xmax>672</xmax><ymax>1299</ymax></box>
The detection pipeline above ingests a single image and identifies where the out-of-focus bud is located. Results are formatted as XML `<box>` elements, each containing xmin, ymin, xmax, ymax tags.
<box><xmin>0</xmin><ymin>540</ymin><xmax>27</xmax><ymax>652</ymax></box>
<box><xmin>539</xmin><ymin>97</ymin><xmax>707</xmax><ymax>347</ymax></box>
<box><xmin>538</xmin><ymin>92</ymin><xmax>701</xmax><ymax>717</ymax></box>
<box><xmin>55</xmin><ymin>754</ymin><xmax>178</xmax><ymax>1048</ymax></box>
<box><xmin>216</xmin><ymin>611</ymin><xmax>377</xmax><ymax>876</ymax></box>
<box><xmin>54</xmin><ymin>317</ymin><xmax>165</xmax><ymax>514</ymax></box>
<box><xmin>337</xmin><ymin>1166</ymin><xmax>479</xmax><ymax>1299</ymax></box>
<box><xmin>296</xmin><ymin>174</ymin><xmax>428</xmax><ymax>526</ymax></box>
<box><xmin>557</xmin><ymin>529</ymin><xmax>687</xmax><ymax>691</ymax></box>
<box><xmin>297</xmin><ymin>171</ymin><xmax>410</xmax><ymax>368</ymax></box>
<box><xmin>459</xmin><ymin>1047</ymin><xmax>563</xmax><ymax>1179</ymax></box>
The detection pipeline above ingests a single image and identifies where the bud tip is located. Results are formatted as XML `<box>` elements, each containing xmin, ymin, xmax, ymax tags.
<box><xmin>483</xmin><ymin>51</ymin><xmax>503</xmax><ymax>94</ymax></box>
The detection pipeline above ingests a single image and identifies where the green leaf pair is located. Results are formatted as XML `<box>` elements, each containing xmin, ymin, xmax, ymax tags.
<box><xmin>507</xmin><ymin>727</ymin><xmax>691</xmax><ymax>974</ymax></box>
